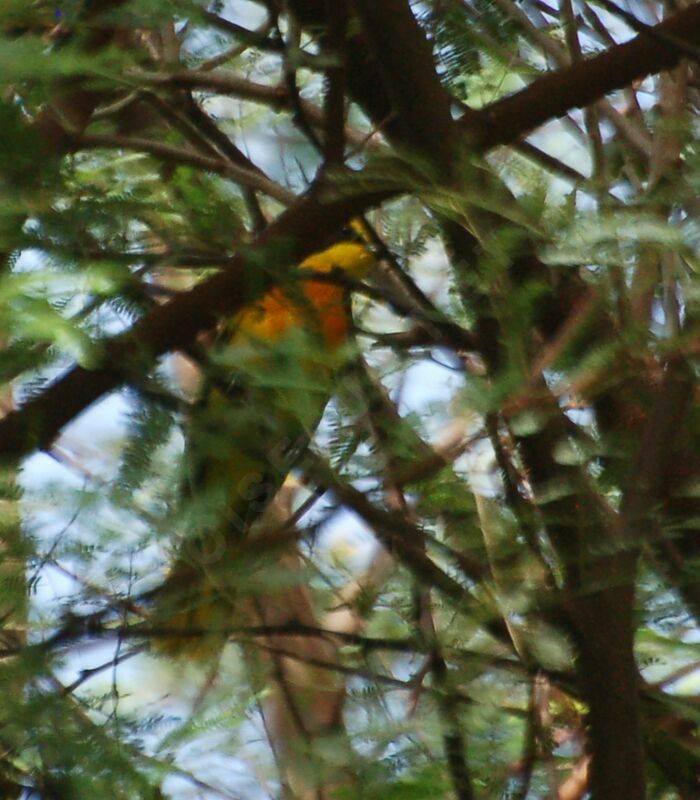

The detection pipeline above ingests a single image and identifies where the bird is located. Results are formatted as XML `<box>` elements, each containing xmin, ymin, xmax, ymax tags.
<box><xmin>151</xmin><ymin>224</ymin><xmax>376</xmax><ymax>659</ymax></box>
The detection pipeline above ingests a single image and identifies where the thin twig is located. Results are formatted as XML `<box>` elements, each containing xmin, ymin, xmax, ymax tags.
<box><xmin>75</xmin><ymin>132</ymin><xmax>295</xmax><ymax>204</ymax></box>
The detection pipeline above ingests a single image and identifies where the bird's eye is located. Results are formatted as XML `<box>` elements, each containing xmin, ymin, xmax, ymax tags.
<box><xmin>341</xmin><ymin>219</ymin><xmax>374</xmax><ymax>245</ymax></box>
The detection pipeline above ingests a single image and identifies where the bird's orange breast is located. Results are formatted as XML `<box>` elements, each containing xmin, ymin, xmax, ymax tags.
<box><xmin>234</xmin><ymin>280</ymin><xmax>350</xmax><ymax>350</ymax></box>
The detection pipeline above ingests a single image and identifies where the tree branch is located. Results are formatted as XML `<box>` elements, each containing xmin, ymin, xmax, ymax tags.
<box><xmin>471</xmin><ymin>2</ymin><xmax>700</xmax><ymax>149</ymax></box>
<box><xmin>76</xmin><ymin>132</ymin><xmax>295</xmax><ymax>204</ymax></box>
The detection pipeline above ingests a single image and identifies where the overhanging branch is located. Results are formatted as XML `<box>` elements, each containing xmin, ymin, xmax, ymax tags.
<box><xmin>470</xmin><ymin>2</ymin><xmax>700</xmax><ymax>149</ymax></box>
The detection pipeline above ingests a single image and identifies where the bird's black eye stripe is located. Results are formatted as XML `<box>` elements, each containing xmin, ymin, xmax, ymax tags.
<box><xmin>340</xmin><ymin>224</ymin><xmax>365</xmax><ymax>243</ymax></box>
<box><xmin>311</xmin><ymin>221</ymin><xmax>375</xmax><ymax>254</ymax></box>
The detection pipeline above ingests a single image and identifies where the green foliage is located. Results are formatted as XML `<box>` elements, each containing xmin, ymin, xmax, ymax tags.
<box><xmin>420</xmin><ymin>0</ymin><xmax>519</xmax><ymax>100</ymax></box>
<box><xmin>0</xmin><ymin>1</ymin><xmax>698</xmax><ymax>799</ymax></box>
<box><xmin>117</xmin><ymin>393</ymin><xmax>178</xmax><ymax>497</ymax></box>
<box><xmin>338</xmin><ymin>761</ymin><xmax>451</xmax><ymax>799</ymax></box>
<box><xmin>170</xmin><ymin>167</ymin><xmax>246</xmax><ymax>249</ymax></box>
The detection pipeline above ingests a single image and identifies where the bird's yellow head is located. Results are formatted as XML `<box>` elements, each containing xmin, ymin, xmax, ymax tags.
<box><xmin>298</xmin><ymin>218</ymin><xmax>376</xmax><ymax>279</ymax></box>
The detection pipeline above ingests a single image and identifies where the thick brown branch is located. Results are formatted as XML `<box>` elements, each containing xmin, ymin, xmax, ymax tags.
<box><xmin>472</xmin><ymin>2</ymin><xmax>700</xmax><ymax>148</ymax></box>
<box><xmin>351</xmin><ymin>0</ymin><xmax>457</xmax><ymax>168</ymax></box>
